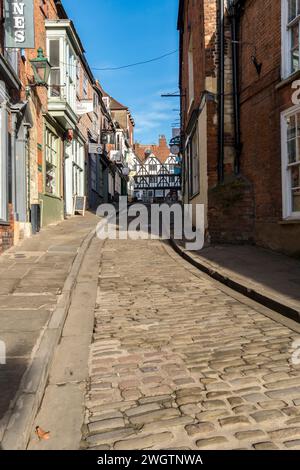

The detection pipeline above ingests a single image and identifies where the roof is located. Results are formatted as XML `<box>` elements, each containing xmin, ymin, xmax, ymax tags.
<box><xmin>134</xmin><ymin>136</ymin><xmax>171</xmax><ymax>164</ymax></box>
<box><xmin>110</xmin><ymin>97</ymin><xmax>128</xmax><ymax>111</ymax></box>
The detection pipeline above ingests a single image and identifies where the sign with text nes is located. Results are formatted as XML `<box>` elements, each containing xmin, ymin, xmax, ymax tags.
<box><xmin>4</xmin><ymin>0</ymin><xmax>35</xmax><ymax>49</ymax></box>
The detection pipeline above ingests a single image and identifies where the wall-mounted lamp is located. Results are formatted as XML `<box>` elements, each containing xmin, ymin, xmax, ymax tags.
<box><xmin>29</xmin><ymin>48</ymin><xmax>52</xmax><ymax>87</ymax></box>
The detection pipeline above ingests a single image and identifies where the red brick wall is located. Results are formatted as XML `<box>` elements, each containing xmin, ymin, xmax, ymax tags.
<box><xmin>237</xmin><ymin>0</ymin><xmax>300</xmax><ymax>253</ymax></box>
<box><xmin>179</xmin><ymin>0</ymin><xmax>255</xmax><ymax>244</ymax></box>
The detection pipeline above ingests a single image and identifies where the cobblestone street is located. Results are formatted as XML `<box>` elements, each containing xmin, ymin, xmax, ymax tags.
<box><xmin>82</xmin><ymin>238</ymin><xmax>300</xmax><ymax>451</ymax></box>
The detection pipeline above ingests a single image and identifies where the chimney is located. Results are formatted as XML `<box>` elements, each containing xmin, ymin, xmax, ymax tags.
<box><xmin>159</xmin><ymin>135</ymin><xmax>167</xmax><ymax>147</ymax></box>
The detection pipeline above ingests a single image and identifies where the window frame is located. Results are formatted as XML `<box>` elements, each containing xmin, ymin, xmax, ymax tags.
<box><xmin>46</xmin><ymin>32</ymin><xmax>77</xmax><ymax>110</ymax></box>
<box><xmin>282</xmin><ymin>0</ymin><xmax>300</xmax><ymax>78</ymax></box>
<box><xmin>281</xmin><ymin>104</ymin><xmax>300</xmax><ymax>219</ymax></box>
<box><xmin>45</xmin><ymin>126</ymin><xmax>60</xmax><ymax>196</ymax></box>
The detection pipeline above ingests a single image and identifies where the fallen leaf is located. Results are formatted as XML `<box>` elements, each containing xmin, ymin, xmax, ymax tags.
<box><xmin>35</xmin><ymin>426</ymin><xmax>50</xmax><ymax>441</ymax></box>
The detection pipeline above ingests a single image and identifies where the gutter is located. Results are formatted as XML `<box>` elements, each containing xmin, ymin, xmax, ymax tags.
<box><xmin>228</xmin><ymin>1</ymin><xmax>242</xmax><ymax>175</ymax></box>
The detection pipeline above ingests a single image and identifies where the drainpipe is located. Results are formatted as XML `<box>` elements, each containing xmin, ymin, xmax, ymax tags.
<box><xmin>218</xmin><ymin>0</ymin><xmax>225</xmax><ymax>184</ymax></box>
<box><xmin>230</xmin><ymin>1</ymin><xmax>242</xmax><ymax>175</ymax></box>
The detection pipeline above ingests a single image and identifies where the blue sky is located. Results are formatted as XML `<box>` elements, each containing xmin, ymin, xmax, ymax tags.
<box><xmin>63</xmin><ymin>0</ymin><xmax>180</xmax><ymax>144</ymax></box>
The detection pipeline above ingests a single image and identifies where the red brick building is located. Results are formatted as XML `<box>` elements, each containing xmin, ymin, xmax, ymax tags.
<box><xmin>178</xmin><ymin>0</ymin><xmax>300</xmax><ymax>256</ymax></box>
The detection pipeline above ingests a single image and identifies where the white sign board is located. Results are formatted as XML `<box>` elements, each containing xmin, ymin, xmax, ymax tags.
<box><xmin>88</xmin><ymin>143</ymin><xmax>103</xmax><ymax>155</ymax></box>
<box><xmin>4</xmin><ymin>0</ymin><xmax>35</xmax><ymax>48</ymax></box>
<box><xmin>76</xmin><ymin>100</ymin><xmax>93</xmax><ymax>115</ymax></box>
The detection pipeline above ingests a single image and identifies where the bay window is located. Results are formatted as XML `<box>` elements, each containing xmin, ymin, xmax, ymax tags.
<box><xmin>281</xmin><ymin>107</ymin><xmax>300</xmax><ymax>218</ymax></box>
<box><xmin>46</xmin><ymin>29</ymin><xmax>77</xmax><ymax>110</ymax></box>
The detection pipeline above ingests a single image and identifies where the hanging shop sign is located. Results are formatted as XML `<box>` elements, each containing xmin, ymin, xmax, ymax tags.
<box><xmin>76</xmin><ymin>100</ymin><xmax>94</xmax><ymax>116</ymax></box>
<box><xmin>4</xmin><ymin>0</ymin><xmax>35</xmax><ymax>49</ymax></box>
<box><xmin>88</xmin><ymin>143</ymin><xmax>104</xmax><ymax>155</ymax></box>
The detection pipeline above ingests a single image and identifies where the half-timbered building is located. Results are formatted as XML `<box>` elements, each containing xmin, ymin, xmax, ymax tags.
<box><xmin>133</xmin><ymin>150</ymin><xmax>181</xmax><ymax>202</ymax></box>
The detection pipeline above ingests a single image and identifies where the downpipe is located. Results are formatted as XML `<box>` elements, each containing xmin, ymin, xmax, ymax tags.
<box><xmin>218</xmin><ymin>0</ymin><xmax>225</xmax><ymax>184</ymax></box>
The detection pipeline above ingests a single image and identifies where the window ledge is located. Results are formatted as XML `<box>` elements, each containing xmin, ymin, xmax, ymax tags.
<box><xmin>278</xmin><ymin>218</ymin><xmax>300</xmax><ymax>225</ymax></box>
<box><xmin>276</xmin><ymin>70</ymin><xmax>300</xmax><ymax>90</ymax></box>
<box><xmin>0</xmin><ymin>220</ymin><xmax>10</xmax><ymax>226</ymax></box>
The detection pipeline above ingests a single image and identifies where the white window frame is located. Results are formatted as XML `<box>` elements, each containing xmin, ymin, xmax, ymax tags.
<box><xmin>46</xmin><ymin>32</ymin><xmax>77</xmax><ymax>111</ymax></box>
<box><xmin>282</xmin><ymin>0</ymin><xmax>300</xmax><ymax>78</ymax></box>
<box><xmin>45</xmin><ymin>126</ymin><xmax>59</xmax><ymax>196</ymax></box>
<box><xmin>71</xmin><ymin>140</ymin><xmax>84</xmax><ymax>197</ymax></box>
<box><xmin>281</xmin><ymin>104</ymin><xmax>300</xmax><ymax>219</ymax></box>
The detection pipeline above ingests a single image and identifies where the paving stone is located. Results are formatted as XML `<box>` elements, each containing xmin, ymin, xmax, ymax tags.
<box><xmin>89</xmin><ymin>411</ymin><xmax>123</xmax><ymax>422</ymax></box>
<box><xmin>185</xmin><ymin>422</ymin><xmax>215</xmax><ymax>436</ymax></box>
<box><xmin>138</xmin><ymin>395</ymin><xmax>173</xmax><ymax>405</ymax></box>
<box><xmin>258</xmin><ymin>400</ymin><xmax>287</xmax><ymax>410</ymax></box>
<box><xmin>129</xmin><ymin>408</ymin><xmax>180</xmax><ymax>425</ymax></box>
<box><xmin>235</xmin><ymin>430</ymin><xmax>266</xmax><ymax>441</ymax></box>
<box><xmin>176</xmin><ymin>387</ymin><xmax>204</xmax><ymax>397</ymax></box>
<box><xmin>142</xmin><ymin>416</ymin><xmax>193</xmax><ymax>433</ymax></box>
<box><xmin>219</xmin><ymin>415</ymin><xmax>250</xmax><ymax>428</ymax></box>
<box><xmin>196</xmin><ymin>436</ymin><xmax>228</xmax><ymax>449</ymax></box>
<box><xmin>284</xmin><ymin>440</ymin><xmax>300</xmax><ymax>449</ymax></box>
<box><xmin>125</xmin><ymin>404</ymin><xmax>161</xmax><ymax>418</ymax></box>
<box><xmin>176</xmin><ymin>395</ymin><xmax>202</xmax><ymax>406</ymax></box>
<box><xmin>233</xmin><ymin>404</ymin><xmax>257</xmax><ymax>414</ymax></box>
<box><xmin>266</xmin><ymin>387</ymin><xmax>300</xmax><ymax>400</ymax></box>
<box><xmin>228</xmin><ymin>397</ymin><xmax>244</xmax><ymax>407</ymax></box>
<box><xmin>88</xmin><ymin>418</ymin><xmax>125</xmax><ymax>434</ymax></box>
<box><xmin>243</xmin><ymin>393</ymin><xmax>267</xmax><ymax>403</ymax></box>
<box><xmin>268</xmin><ymin>427</ymin><xmax>300</xmax><ymax>440</ymax></box>
<box><xmin>253</xmin><ymin>442</ymin><xmax>279</xmax><ymax>450</ymax></box>
<box><xmin>251</xmin><ymin>410</ymin><xmax>284</xmax><ymax>423</ymax></box>
<box><xmin>282</xmin><ymin>407</ymin><xmax>300</xmax><ymax>417</ymax></box>
<box><xmin>114</xmin><ymin>432</ymin><xmax>174</xmax><ymax>450</ymax></box>
<box><xmin>179</xmin><ymin>404</ymin><xmax>201</xmax><ymax>417</ymax></box>
<box><xmin>86</xmin><ymin>427</ymin><xmax>136</xmax><ymax>446</ymax></box>
<box><xmin>196</xmin><ymin>410</ymin><xmax>231</xmax><ymax>421</ymax></box>
<box><xmin>202</xmin><ymin>400</ymin><xmax>227</xmax><ymax>410</ymax></box>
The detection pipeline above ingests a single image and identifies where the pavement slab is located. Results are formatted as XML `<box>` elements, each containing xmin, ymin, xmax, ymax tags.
<box><xmin>0</xmin><ymin>213</ymin><xmax>98</xmax><ymax>446</ymax></box>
